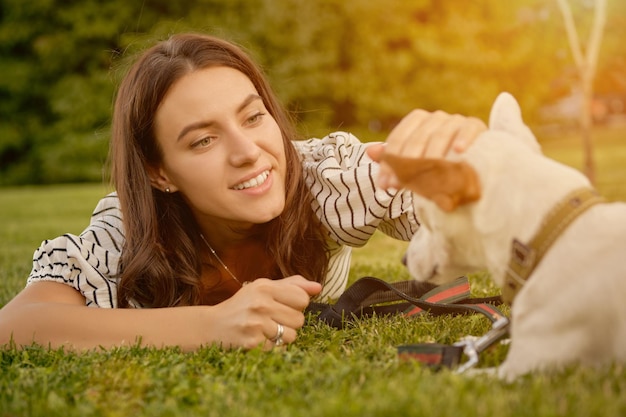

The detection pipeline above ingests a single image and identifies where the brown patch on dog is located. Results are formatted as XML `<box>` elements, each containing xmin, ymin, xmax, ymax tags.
<box><xmin>382</xmin><ymin>155</ymin><xmax>481</xmax><ymax>212</ymax></box>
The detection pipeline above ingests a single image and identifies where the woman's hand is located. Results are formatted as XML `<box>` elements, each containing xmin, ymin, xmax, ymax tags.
<box><xmin>205</xmin><ymin>275</ymin><xmax>322</xmax><ymax>350</ymax></box>
<box><xmin>367</xmin><ymin>109</ymin><xmax>487</xmax><ymax>189</ymax></box>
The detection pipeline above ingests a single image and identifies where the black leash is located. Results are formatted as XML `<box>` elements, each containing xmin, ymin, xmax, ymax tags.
<box><xmin>306</xmin><ymin>276</ymin><xmax>508</xmax><ymax>371</ymax></box>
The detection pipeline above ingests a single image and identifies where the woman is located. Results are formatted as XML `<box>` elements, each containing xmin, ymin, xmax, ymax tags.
<box><xmin>0</xmin><ymin>33</ymin><xmax>486</xmax><ymax>351</ymax></box>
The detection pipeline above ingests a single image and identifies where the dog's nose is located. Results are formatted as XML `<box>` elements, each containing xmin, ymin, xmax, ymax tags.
<box><xmin>401</xmin><ymin>253</ymin><xmax>407</xmax><ymax>266</ymax></box>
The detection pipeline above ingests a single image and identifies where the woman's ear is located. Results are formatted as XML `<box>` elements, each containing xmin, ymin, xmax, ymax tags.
<box><xmin>146</xmin><ymin>165</ymin><xmax>177</xmax><ymax>193</ymax></box>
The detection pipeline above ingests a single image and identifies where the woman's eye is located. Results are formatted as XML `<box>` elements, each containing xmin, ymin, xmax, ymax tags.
<box><xmin>192</xmin><ymin>137</ymin><xmax>214</xmax><ymax>148</ymax></box>
<box><xmin>245</xmin><ymin>112</ymin><xmax>265</xmax><ymax>125</ymax></box>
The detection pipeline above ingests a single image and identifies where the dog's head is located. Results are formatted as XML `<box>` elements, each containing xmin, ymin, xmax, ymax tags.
<box><xmin>385</xmin><ymin>92</ymin><xmax>542</xmax><ymax>286</ymax></box>
<box><xmin>393</xmin><ymin>163</ymin><xmax>491</xmax><ymax>285</ymax></box>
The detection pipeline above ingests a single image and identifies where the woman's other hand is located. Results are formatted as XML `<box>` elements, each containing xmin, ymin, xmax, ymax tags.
<box><xmin>204</xmin><ymin>275</ymin><xmax>321</xmax><ymax>350</ymax></box>
<box><xmin>367</xmin><ymin>109</ymin><xmax>486</xmax><ymax>190</ymax></box>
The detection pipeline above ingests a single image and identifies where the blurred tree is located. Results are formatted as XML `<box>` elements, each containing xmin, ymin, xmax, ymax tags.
<box><xmin>595</xmin><ymin>0</ymin><xmax>626</xmax><ymax>96</ymax></box>
<box><xmin>556</xmin><ymin>0</ymin><xmax>607</xmax><ymax>185</ymax></box>
<box><xmin>0</xmin><ymin>0</ymin><xmax>624</xmax><ymax>184</ymax></box>
<box><xmin>236</xmin><ymin>0</ymin><xmax>572</xmax><ymax>134</ymax></box>
<box><xmin>0</xmin><ymin>0</ymin><xmax>192</xmax><ymax>184</ymax></box>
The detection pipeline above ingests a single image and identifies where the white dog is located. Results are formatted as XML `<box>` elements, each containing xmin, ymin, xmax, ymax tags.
<box><xmin>384</xmin><ymin>92</ymin><xmax>626</xmax><ymax>379</ymax></box>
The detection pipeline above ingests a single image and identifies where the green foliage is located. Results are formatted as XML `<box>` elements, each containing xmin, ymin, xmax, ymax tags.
<box><xmin>1</xmin><ymin>0</ymin><xmax>625</xmax><ymax>184</ymax></box>
<box><xmin>0</xmin><ymin>0</ymin><xmax>186</xmax><ymax>185</ymax></box>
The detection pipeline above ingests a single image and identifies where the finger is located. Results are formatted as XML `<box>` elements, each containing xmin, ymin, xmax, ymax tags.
<box><xmin>421</xmin><ymin>114</ymin><xmax>467</xmax><ymax>158</ymax></box>
<box><xmin>240</xmin><ymin>281</ymin><xmax>307</xmax><ymax>329</ymax></box>
<box><xmin>272</xmin><ymin>282</ymin><xmax>311</xmax><ymax>311</ymax></box>
<box><xmin>365</xmin><ymin>143</ymin><xmax>385</xmax><ymax>162</ymax></box>
<box><xmin>278</xmin><ymin>275</ymin><xmax>322</xmax><ymax>298</ymax></box>
<box><xmin>245</xmin><ymin>276</ymin><xmax>320</xmax><ymax>302</ymax></box>
<box><xmin>262</xmin><ymin>323</ymin><xmax>297</xmax><ymax>350</ymax></box>
<box><xmin>367</xmin><ymin>143</ymin><xmax>401</xmax><ymax>189</ymax></box>
<box><xmin>384</xmin><ymin>109</ymin><xmax>430</xmax><ymax>155</ymax></box>
<box><xmin>392</xmin><ymin>110</ymin><xmax>456</xmax><ymax>158</ymax></box>
<box><xmin>249</xmin><ymin>279</ymin><xmax>310</xmax><ymax>327</ymax></box>
<box><xmin>452</xmin><ymin>117</ymin><xmax>487</xmax><ymax>152</ymax></box>
<box><xmin>267</xmin><ymin>323</ymin><xmax>296</xmax><ymax>344</ymax></box>
<box><xmin>376</xmin><ymin>161</ymin><xmax>401</xmax><ymax>190</ymax></box>
<box><xmin>377</xmin><ymin>109</ymin><xmax>435</xmax><ymax>189</ymax></box>
<box><xmin>269</xmin><ymin>301</ymin><xmax>307</xmax><ymax>330</ymax></box>
<box><xmin>377</xmin><ymin>125</ymin><xmax>423</xmax><ymax>190</ymax></box>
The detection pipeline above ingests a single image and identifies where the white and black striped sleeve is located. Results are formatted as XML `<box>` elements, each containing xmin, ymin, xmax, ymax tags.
<box><xmin>26</xmin><ymin>193</ymin><xmax>125</xmax><ymax>308</ymax></box>
<box><xmin>294</xmin><ymin>131</ymin><xmax>420</xmax><ymax>248</ymax></box>
<box><xmin>294</xmin><ymin>132</ymin><xmax>420</xmax><ymax>300</ymax></box>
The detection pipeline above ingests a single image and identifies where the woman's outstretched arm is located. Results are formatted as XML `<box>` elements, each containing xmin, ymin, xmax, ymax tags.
<box><xmin>0</xmin><ymin>277</ymin><xmax>321</xmax><ymax>351</ymax></box>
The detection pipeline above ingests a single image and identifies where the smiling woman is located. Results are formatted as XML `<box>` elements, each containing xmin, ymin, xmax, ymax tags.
<box><xmin>0</xmin><ymin>33</ymin><xmax>487</xmax><ymax>352</ymax></box>
<box><xmin>151</xmin><ymin>67</ymin><xmax>288</xmax><ymax>230</ymax></box>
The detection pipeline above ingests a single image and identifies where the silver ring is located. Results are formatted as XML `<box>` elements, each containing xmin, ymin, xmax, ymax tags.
<box><xmin>270</xmin><ymin>323</ymin><xmax>284</xmax><ymax>346</ymax></box>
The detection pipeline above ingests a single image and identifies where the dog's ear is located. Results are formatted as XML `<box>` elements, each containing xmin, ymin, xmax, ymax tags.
<box><xmin>489</xmin><ymin>92</ymin><xmax>541</xmax><ymax>154</ymax></box>
<box><xmin>382</xmin><ymin>155</ymin><xmax>481</xmax><ymax>212</ymax></box>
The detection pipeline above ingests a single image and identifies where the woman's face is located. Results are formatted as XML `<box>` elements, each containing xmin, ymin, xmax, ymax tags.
<box><xmin>152</xmin><ymin>66</ymin><xmax>287</xmax><ymax>233</ymax></box>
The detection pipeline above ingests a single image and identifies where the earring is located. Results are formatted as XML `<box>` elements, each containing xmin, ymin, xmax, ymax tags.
<box><xmin>165</xmin><ymin>187</ymin><xmax>171</xmax><ymax>193</ymax></box>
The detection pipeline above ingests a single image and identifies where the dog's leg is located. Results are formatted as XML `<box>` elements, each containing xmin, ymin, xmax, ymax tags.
<box><xmin>498</xmin><ymin>273</ymin><xmax>623</xmax><ymax>380</ymax></box>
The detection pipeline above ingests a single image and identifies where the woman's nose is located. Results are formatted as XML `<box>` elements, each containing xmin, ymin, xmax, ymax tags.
<box><xmin>227</xmin><ymin>128</ymin><xmax>262</xmax><ymax>166</ymax></box>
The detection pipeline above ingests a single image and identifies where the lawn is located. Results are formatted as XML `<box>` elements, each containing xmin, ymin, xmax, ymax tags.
<box><xmin>1</xmin><ymin>126</ymin><xmax>625</xmax><ymax>417</ymax></box>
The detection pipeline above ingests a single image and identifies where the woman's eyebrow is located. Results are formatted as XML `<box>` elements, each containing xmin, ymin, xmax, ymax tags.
<box><xmin>237</xmin><ymin>93</ymin><xmax>263</xmax><ymax>113</ymax></box>
<box><xmin>176</xmin><ymin>94</ymin><xmax>263</xmax><ymax>142</ymax></box>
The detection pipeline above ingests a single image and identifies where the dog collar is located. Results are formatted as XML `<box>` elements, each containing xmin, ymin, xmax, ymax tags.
<box><xmin>503</xmin><ymin>187</ymin><xmax>604</xmax><ymax>304</ymax></box>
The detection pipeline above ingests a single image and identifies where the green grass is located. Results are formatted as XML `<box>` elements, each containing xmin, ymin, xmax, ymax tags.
<box><xmin>1</xmin><ymin>127</ymin><xmax>626</xmax><ymax>417</ymax></box>
<box><xmin>538</xmin><ymin>125</ymin><xmax>626</xmax><ymax>201</ymax></box>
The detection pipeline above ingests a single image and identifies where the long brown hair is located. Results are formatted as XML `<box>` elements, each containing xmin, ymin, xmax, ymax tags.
<box><xmin>110</xmin><ymin>33</ymin><xmax>328</xmax><ymax>307</ymax></box>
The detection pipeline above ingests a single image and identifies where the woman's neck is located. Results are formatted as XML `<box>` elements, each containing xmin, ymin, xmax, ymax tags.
<box><xmin>199</xmin><ymin>237</ymin><xmax>275</xmax><ymax>304</ymax></box>
<box><xmin>198</xmin><ymin>220</ymin><xmax>268</xmax><ymax>251</ymax></box>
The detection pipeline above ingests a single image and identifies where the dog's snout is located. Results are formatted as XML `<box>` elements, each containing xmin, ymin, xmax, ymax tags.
<box><xmin>401</xmin><ymin>253</ymin><xmax>407</xmax><ymax>266</ymax></box>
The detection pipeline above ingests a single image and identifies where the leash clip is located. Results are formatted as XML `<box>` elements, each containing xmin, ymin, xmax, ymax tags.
<box><xmin>453</xmin><ymin>316</ymin><xmax>510</xmax><ymax>373</ymax></box>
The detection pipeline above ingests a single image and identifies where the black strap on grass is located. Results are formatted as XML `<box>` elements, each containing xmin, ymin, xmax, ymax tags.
<box><xmin>306</xmin><ymin>276</ymin><xmax>507</xmax><ymax>370</ymax></box>
<box><xmin>306</xmin><ymin>276</ymin><xmax>503</xmax><ymax>329</ymax></box>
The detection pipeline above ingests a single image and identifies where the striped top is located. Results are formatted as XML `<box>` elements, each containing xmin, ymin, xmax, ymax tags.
<box><xmin>27</xmin><ymin>132</ymin><xmax>419</xmax><ymax>307</ymax></box>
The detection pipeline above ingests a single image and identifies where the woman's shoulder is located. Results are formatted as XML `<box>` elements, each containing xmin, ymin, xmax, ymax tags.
<box><xmin>91</xmin><ymin>192</ymin><xmax>120</xmax><ymax>214</ymax></box>
<box><xmin>26</xmin><ymin>191</ymin><xmax>125</xmax><ymax>308</ymax></box>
